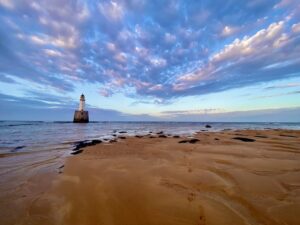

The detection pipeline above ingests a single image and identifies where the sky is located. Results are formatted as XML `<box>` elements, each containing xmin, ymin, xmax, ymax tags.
<box><xmin>0</xmin><ymin>0</ymin><xmax>300</xmax><ymax>122</ymax></box>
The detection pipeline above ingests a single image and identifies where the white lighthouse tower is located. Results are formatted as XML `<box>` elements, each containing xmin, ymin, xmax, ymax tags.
<box><xmin>79</xmin><ymin>94</ymin><xmax>85</xmax><ymax>111</ymax></box>
<box><xmin>73</xmin><ymin>94</ymin><xmax>89</xmax><ymax>123</ymax></box>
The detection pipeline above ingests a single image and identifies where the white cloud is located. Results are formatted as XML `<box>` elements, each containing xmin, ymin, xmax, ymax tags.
<box><xmin>30</xmin><ymin>33</ymin><xmax>78</xmax><ymax>49</ymax></box>
<box><xmin>174</xmin><ymin>21</ymin><xmax>295</xmax><ymax>90</ymax></box>
<box><xmin>43</xmin><ymin>49</ymin><xmax>63</xmax><ymax>57</ymax></box>
<box><xmin>98</xmin><ymin>1</ymin><xmax>124</xmax><ymax>21</ymax></box>
<box><xmin>106</xmin><ymin>42</ymin><xmax>117</xmax><ymax>52</ymax></box>
<box><xmin>149</xmin><ymin>84</ymin><xmax>163</xmax><ymax>91</ymax></box>
<box><xmin>114</xmin><ymin>52</ymin><xmax>127</xmax><ymax>63</ymax></box>
<box><xmin>221</xmin><ymin>26</ymin><xmax>238</xmax><ymax>37</ymax></box>
<box><xmin>0</xmin><ymin>0</ymin><xmax>14</xmax><ymax>9</ymax></box>
<box><xmin>292</xmin><ymin>23</ymin><xmax>300</xmax><ymax>33</ymax></box>
<box><xmin>212</xmin><ymin>21</ymin><xmax>285</xmax><ymax>63</ymax></box>
<box><xmin>149</xmin><ymin>57</ymin><xmax>167</xmax><ymax>68</ymax></box>
<box><xmin>30</xmin><ymin>35</ymin><xmax>48</xmax><ymax>45</ymax></box>
<box><xmin>135</xmin><ymin>46</ymin><xmax>149</xmax><ymax>58</ymax></box>
<box><xmin>274</xmin><ymin>0</ymin><xmax>296</xmax><ymax>8</ymax></box>
<box><xmin>77</xmin><ymin>3</ymin><xmax>90</xmax><ymax>22</ymax></box>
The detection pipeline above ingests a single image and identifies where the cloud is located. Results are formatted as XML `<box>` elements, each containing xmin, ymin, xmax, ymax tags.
<box><xmin>159</xmin><ymin>107</ymin><xmax>300</xmax><ymax>122</ymax></box>
<box><xmin>161</xmin><ymin>109</ymin><xmax>224</xmax><ymax>115</ymax></box>
<box><xmin>292</xmin><ymin>23</ymin><xmax>300</xmax><ymax>33</ymax></box>
<box><xmin>168</xmin><ymin>20</ymin><xmax>300</xmax><ymax>98</ymax></box>
<box><xmin>265</xmin><ymin>82</ymin><xmax>300</xmax><ymax>89</ymax></box>
<box><xmin>0</xmin><ymin>0</ymin><xmax>13</xmax><ymax>9</ymax></box>
<box><xmin>98</xmin><ymin>1</ymin><xmax>124</xmax><ymax>22</ymax></box>
<box><xmin>254</xmin><ymin>90</ymin><xmax>300</xmax><ymax>99</ymax></box>
<box><xmin>43</xmin><ymin>49</ymin><xmax>63</xmax><ymax>57</ymax></box>
<box><xmin>221</xmin><ymin>26</ymin><xmax>239</xmax><ymax>37</ymax></box>
<box><xmin>0</xmin><ymin>0</ymin><xmax>299</xmax><ymax>104</ymax></box>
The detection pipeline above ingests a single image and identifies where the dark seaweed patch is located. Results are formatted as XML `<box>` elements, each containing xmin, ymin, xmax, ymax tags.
<box><xmin>232</xmin><ymin>137</ymin><xmax>256</xmax><ymax>142</ymax></box>
<box><xmin>158</xmin><ymin>135</ymin><xmax>167</xmax><ymax>138</ymax></box>
<box><xmin>179</xmin><ymin>139</ymin><xmax>200</xmax><ymax>144</ymax></box>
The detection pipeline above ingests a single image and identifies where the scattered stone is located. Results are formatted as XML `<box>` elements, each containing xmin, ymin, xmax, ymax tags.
<box><xmin>109</xmin><ymin>139</ymin><xmax>117</xmax><ymax>143</ymax></box>
<box><xmin>135</xmin><ymin>135</ymin><xmax>143</xmax><ymax>138</ymax></box>
<box><xmin>158</xmin><ymin>135</ymin><xmax>167</xmax><ymax>138</ymax></box>
<box><xmin>91</xmin><ymin>139</ymin><xmax>102</xmax><ymax>145</ymax></box>
<box><xmin>189</xmin><ymin>138</ymin><xmax>200</xmax><ymax>144</ymax></box>
<box><xmin>149</xmin><ymin>131</ymin><xmax>153</xmax><ymax>134</ymax></box>
<box><xmin>156</xmin><ymin>131</ymin><xmax>164</xmax><ymax>135</ymax></box>
<box><xmin>119</xmin><ymin>136</ymin><xmax>126</xmax><ymax>139</ymax></box>
<box><xmin>178</xmin><ymin>140</ymin><xmax>189</xmax><ymax>143</ymax></box>
<box><xmin>72</xmin><ymin>139</ymin><xmax>102</xmax><ymax>151</ymax></box>
<box><xmin>58</xmin><ymin>165</ymin><xmax>64</xmax><ymax>174</ymax></box>
<box><xmin>112</xmin><ymin>134</ymin><xmax>117</xmax><ymax>137</ymax></box>
<box><xmin>119</xmin><ymin>131</ymin><xmax>127</xmax><ymax>134</ymax></box>
<box><xmin>149</xmin><ymin>136</ymin><xmax>156</xmax><ymax>138</ymax></box>
<box><xmin>215</xmin><ymin>138</ymin><xmax>219</xmax><ymax>140</ymax></box>
<box><xmin>205</xmin><ymin>124</ymin><xmax>212</xmax><ymax>128</ymax></box>
<box><xmin>11</xmin><ymin>145</ymin><xmax>26</xmax><ymax>152</ymax></box>
<box><xmin>72</xmin><ymin>141</ymin><xmax>86</xmax><ymax>151</ymax></box>
<box><xmin>232</xmin><ymin>137</ymin><xmax>256</xmax><ymax>142</ymax></box>
<box><xmin>201</xmin><ymin>130</ymin><xmax>208</xmax><ymax>131</ymax></box>
<box><xmin>173</xmin><ymin>135</ymin><xmax>180</xmax><ymax>138</ymax></box>
<box><xmin>71</xmin><ymin>150</ymin><xmax>83</xmax><ymax>155</ymax></box>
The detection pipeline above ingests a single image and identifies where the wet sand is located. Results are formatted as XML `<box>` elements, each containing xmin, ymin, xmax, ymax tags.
<box><xmin>1</xmin><ymin>129</ymin><xmax>300</xmax><ymax>225</ymax></box>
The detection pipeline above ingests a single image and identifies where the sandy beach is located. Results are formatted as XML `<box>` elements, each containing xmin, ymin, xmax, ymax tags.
<box><xmin>1</xmin><ymin>129</ymin><xmax>300</xmax><ymax>225</ymax></box>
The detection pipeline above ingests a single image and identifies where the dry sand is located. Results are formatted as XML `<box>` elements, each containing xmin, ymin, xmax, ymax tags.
<box><xmin>1</xmin><ymin>129</ymin><xmax>300</xmax><ymax>225</ymax></box>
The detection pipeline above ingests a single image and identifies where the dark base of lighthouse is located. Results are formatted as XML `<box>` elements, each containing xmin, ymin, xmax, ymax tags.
<box><xmin>73</xmin><ymin>110</ymin><xmax>89</xmax><ymax>123</ymax></box>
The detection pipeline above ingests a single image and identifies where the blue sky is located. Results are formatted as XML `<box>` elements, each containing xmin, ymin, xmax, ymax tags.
<box><xmin>0</xmin><ymin>0</ymin><xmax>300</xmax><ymax>121</ymax></box>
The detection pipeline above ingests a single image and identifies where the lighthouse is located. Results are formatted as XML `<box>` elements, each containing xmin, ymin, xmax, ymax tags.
<box><xmin>73</xmin><ymin>94</ymin><xmax>89</xmax><ymax>123</ymax></box>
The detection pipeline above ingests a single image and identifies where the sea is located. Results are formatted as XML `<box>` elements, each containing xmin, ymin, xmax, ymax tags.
<box><xmin>1</xmin><ymin>121</ymin><xmax>300</xmax><ymax>155</ymax></box>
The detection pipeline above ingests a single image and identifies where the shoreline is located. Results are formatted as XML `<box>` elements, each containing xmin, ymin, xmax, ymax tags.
<box><xmin>0</xmin><ymin>129</ymin><xmax>299</xmax><ymax>225</ymax></box>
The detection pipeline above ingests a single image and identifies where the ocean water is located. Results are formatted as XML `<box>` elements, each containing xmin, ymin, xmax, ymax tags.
<box><xmin>1</xmin><ymin>121</ymin><xmax>300</xmax><ymax>155</ymax></box>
